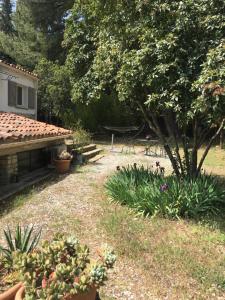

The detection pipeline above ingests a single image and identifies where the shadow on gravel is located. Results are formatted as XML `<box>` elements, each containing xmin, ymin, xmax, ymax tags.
<box><xmin>0</xmin><ymin>164</ymin><xmax>83</xmax><ymax>217</ymax></box>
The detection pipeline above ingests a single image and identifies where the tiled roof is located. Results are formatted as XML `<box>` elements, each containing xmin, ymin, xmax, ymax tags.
<box><xmin>0</xmin><ymin>112</ymin><xmax>71</xmax><ymax>143</ymax></box>
<box><xmin>0</xmin><ymin>59</ymin><xmax>38</xmax><ymax>79</ymax></box>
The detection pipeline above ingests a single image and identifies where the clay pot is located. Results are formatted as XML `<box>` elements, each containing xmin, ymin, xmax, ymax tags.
<box><xmin>54</xmin><ymin>159</ymin><xmax>71</xmax><ymax>174</ymax></box>
<box><xmin>15</xmin><ymin>287</ymin><xmax>96</xmax><ymax>300</ymax></box>
<box><xmin>0</xmin><ymin>283</ymin><xmax>23</xmax><ymax>300</ymax></box>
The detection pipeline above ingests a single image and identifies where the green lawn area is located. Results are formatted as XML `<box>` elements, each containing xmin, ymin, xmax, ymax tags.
<box><xmin>98</xmin><ymin>146</ymin><xmax>225</xmax><ymax>299</ymax></box>
<box><xmin>0</xmin><ymin>145</ymin><xmax>225</xmax><ymax>299</ymax></box>
<box><xmin>100</xmin><ymin>204</ymin><xmax>225</xmax><ymax>299</ymax></box>
<box><xmin>201</xmin><ymin>146</ymin><xmax>225</xmax><ymax>176</ymax></box>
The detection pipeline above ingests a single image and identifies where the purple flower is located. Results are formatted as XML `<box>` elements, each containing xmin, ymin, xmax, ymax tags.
<box><xmin>160</xmin><ymin>183</ymin><xmax>169</xmax><ymax>192</ymax></box>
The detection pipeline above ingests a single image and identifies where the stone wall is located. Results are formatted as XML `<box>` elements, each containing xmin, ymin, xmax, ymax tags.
<box><xmin>0</xmin><ymin>154</ymin><xmax>18</xmax><ymax>185</ymax></box>
<box><xmin>0</xmin><ymin>143</ymin><xmax>67</xmax><ymax>186</ymax></box>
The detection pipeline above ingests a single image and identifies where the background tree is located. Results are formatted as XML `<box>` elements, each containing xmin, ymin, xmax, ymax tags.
<box><xmin>35</xmin><ymin>58</ymin><xmax>72</xmax><ymax>124</ymax></box>
<box><xmin>0</xmin><ymin>0</ymin><xmax>13</xmax><ymax>34</ymax></box>
<box><xmin>64</xmin><ymin>0</ymin><xmax>225</xmax><ymax>178</ymax></box>
<box><xmin>0</xmin><ymin>0</ymin><xmax>45</xmax><ymax>68</ymax></box>
<box><xmin>0</xmin><ymin>0</ymin><xmax>73</xmax><ymax>68</ymax></box>
<box><xmin>0</xmin><ymin>0</ymin><xmax>77</xmax><ymax>122</ymax></box>
<box><xmin>28</xmin><ymin>0</ymin><xmax>73</xmax><ymax>63</ymax></box>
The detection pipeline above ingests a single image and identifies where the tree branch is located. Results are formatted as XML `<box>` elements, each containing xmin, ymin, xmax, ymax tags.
<box><xmin>196</xmin><ymin>118</ymin><xmax>225</xmax><ymax>176</ymax></box>
<box><xmin>164</xmin><ymin>112</ymin><xmax>185</xmax><ymax>176</ymax></box>
<box><xmin>137</xmin><ymin>101</ymin><xmax>180</xmax><ymax>177</ymax></box>
<box><xmin>191</xmin><ymin>118</ymin><xmax>198</xmax><ymax>176</ymax></box>
<box><xmin>149</xmin><ymin>112</ymin><xmax>180</xmax><ymax>177</ymax></box>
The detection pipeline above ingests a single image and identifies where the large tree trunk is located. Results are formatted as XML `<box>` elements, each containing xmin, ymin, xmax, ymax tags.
<box><xmin>137</xmin><ymin>101</ymin><xmax>180</xmax><ymax>177</ymax></box>
<box><xmin>138</xmin><ymin>101</ymin><xmax>224</xmax><ymax>179</ymax></box>
<box><xmin>191</xmin><ymin>118</ymin><xmax>198</xmax><ymax>177</ymax></box>
<box><xmin>164</xmin><ymin>112</ymin><xmax>185</xmax><ymax>176</ymax></box>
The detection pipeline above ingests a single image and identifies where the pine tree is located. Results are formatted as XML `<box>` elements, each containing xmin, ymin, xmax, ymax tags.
<box><xmin>0</xmin><ymin>0</ymin><xmax>44</xmax><ymax>68</ymax></box>
<box><xmin>0</xmin><ymin>0</ymin><xmax>13</xmax><ymax>34</ymax></box>
<box><xmin>29</xmin><ymin>0</ymin><xmax>73</xmax><ymax>63</ymax></box>
<box><xmin>0</xmin><ymin>0</ymin><xmax>73</xmax><ymax>68</ymax></box>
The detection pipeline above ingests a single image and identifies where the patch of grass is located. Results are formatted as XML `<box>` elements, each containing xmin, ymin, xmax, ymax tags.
<box><xmin>49</xmin><ymin>209</ymin><xmax>82</xmax><ymax>237</ymax></box>
<box><xmin>152</xmin><ymin>239</ymin><xmax>225</xmax><ymax>289</ymax></box>
<box><xmin>0</xmin><ymin>188</ymin><xmax>35</xmax><ymax>217</ymax></box>
<box><xmin>99</xmin><ymin>198</ymin><xmax>225</xmax><ymax>298</ymax></box>
<box><xmin>100</xmin><ymin>206</ymin><xmax>150</xmax><ymax>258</ymax></box>
<box><xmin>201</xmin><ymin>147</ymin><xmax>225</xmax><ymax>167</ymax></box>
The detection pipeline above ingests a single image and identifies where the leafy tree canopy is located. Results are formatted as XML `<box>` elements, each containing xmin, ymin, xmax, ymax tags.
<box><xmin>64</xmin><ymin>0</ymin><xmax>225</xmax><ymax>177</ymax></box>
<box><xmin>35</xmin><ymin>58</ymin><xmax>72</xmax><ymax>124</ymax></box>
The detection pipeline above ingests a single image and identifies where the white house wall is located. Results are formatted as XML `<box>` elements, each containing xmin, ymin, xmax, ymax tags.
<box><xmin>0</xmin><ymin>64</ymin><xmax>38</xmax><ymax>119</ymax></box>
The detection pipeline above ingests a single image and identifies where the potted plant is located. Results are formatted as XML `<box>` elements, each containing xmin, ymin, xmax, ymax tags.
<box><xmin>12</xmin><ymin>234</ymin><xmax>116</xmax><ymax>300</ymax></box>
<box><xmin>0</xmin><ymin>282</ymin><xmax>23</xmax><ymax>300</ymax></box>
<box><xmin>55</xmin><ymin>150</ymin><xmax>73</xmax><ymax>174</ymax></box>
<box><xmin>0</xmin><ymin>225</ymin><xmax>42</xmax><ymax>300</ymax></box>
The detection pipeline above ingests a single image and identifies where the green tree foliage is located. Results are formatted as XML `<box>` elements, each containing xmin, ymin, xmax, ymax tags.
<box><xmin>0</xmin><ymin>0</ymin><xmax>13</xmax><ymax>34</ymax></box>
<box><xmin>28</xmin><ymin>0</ymin><xmax>73</xmax><ymax>63</ymax></box>
<box><xmin>0</xmin><ymin>0</ymin><xmax>75</xmax><ymax>122</ymax></box>
<box><xmin>0</xmin><ymin>0</ymin><xmax>44</xmax><ymax>68</ymax></box>
<box><xmin>64</xmin><ymin>0</ymin><xmax>225</xmax><ymax>178</ymax></box>
<box><xmin>35</xmin><ymin>58</ymin><xmax>72</xmax><ymax>124</ymax></box>
<box><xmin>0</xmin><ymin>0</ymin><xmax>73</xmax><ymax>68</ymax></box>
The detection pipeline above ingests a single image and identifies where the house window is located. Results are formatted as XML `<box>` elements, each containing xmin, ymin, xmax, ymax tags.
<box><xmin>8</xmin><ymin>80</ymin><xmax>36</xmax><ymax>110</ymax></box>
<box><xmin>17</xmin><ymin>86</ymin><xmax>23</xmax><ymax>106</ymax></box>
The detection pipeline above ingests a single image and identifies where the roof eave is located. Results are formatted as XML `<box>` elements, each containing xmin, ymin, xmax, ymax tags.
<box><xmin>0</xmin><ymin>134</ymin><xmax>72</xmax><ymax>156</ymax></box>
<box><xmin>0</xmin><ymin>61</ymin><xmax>38</xmax><ymax>80</ymax></box>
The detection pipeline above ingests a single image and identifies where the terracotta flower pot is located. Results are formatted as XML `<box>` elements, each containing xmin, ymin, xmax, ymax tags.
<box><xmin>15</xmin><ymin>287</ymin><xmax>96</xmax><ymax>300</ymax></box>
<box><xmin>0</xmin><ymin>283</ymin><xmax>23</xmax><ymax>300</ymax></box>
<box><xmin>54</xmin><ymin>159</ymin><xmax>71</xmax><ymax>174</ymax></box>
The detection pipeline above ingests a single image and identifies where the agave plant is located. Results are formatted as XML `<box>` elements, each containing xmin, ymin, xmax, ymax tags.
<box><xmin>0</xmin><ymin>224</ymin><xmax>42</xmax><ymax>265</ymax></box>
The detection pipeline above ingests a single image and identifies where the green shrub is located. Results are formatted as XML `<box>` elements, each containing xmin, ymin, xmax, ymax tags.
<box><xmin>71</xmin><ymin>120</ymin><xmax>92</xmax><ymax>146</ymax></box>
<box><xmin>105</xmin><ymin>164</ymin><xmax>225</xmax><ymax>219</ymax></box>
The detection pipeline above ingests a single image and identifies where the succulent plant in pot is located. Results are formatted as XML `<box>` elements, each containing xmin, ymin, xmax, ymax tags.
<box><xmin>12</xmin><ymin>234</ymin><xmax>116</xmax><ymax>300</ymax></box>
<box><xmin>55</xmin><ymin>150</ymin><xmax>73</xmax><ymax>174</ymax></box>
<box><xmin>0</xmin><ymin>224</ymin><xmax>42</xmax><ymax>300</ymax></box>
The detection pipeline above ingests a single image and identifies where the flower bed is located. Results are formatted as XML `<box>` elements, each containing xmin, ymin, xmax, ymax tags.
<box><xmin>105</xmin><ymin>163</ymin><xmax>225</xmax><ymax>219</ymax></box>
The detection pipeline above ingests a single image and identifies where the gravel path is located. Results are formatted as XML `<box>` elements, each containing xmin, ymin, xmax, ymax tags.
<box><xmin>0</xmin><ymin>145</ymin><xmax>171</xmax><ymax>299</ymax></box>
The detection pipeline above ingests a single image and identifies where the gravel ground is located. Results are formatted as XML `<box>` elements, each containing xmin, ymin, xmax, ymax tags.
<box><xmin>0</xmin><ymin>145</ymin><xmax>171</xmax><ymax>299</ymax></box>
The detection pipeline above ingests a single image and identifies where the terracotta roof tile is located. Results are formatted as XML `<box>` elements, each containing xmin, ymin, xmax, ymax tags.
<box><xmin>0</xmin><ymin>112</ymin><xmax>71</xmax><ymax>143</ymax></box>
<box><xmin>0</xmin><ymin>60</ymin><xmax>38</xmax><ymax>78</ymax></box>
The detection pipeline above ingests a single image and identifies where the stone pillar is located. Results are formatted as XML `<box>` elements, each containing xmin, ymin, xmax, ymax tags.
<box><xmin>0</xmin><ymin>154</ymin><xmax>18</xmax><ymax>185</ymax></box>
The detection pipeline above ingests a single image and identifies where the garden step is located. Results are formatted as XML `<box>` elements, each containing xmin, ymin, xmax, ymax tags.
<box><xmin>82</xmin><ymin>148</ymin><xmax>102</xmax><ymax>161</ymax></box>
<box><xmin>89</xmin><ymin>154</ymin><xmax>104</xmax><ymax>163</ymax></box>
<box><xmin>75</xmin><ymin>144</ymin><xmax>96</xmax><ymax>153</ymax></box>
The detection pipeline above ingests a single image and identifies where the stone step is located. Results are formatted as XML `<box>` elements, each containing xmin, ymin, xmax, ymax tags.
<box><xmin>82</xmin><ymin>148</ymin><xmax>102</xmax><ymax>161</ymax></box>
<box><xmin>75</xmin><ymin>144</ymin><xmax>96</xmax><ymax>154</ymax></box>
<box><xmin>89</xmin><ymin>154</ymin><xmax>104</xmax><ymax>163</ymax></box>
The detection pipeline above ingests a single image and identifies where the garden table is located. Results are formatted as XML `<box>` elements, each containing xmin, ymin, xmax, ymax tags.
<box><xmin>138</xmin><ymin>139</ymin><xmax>167</xmax><ymax>157</ymax></box>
